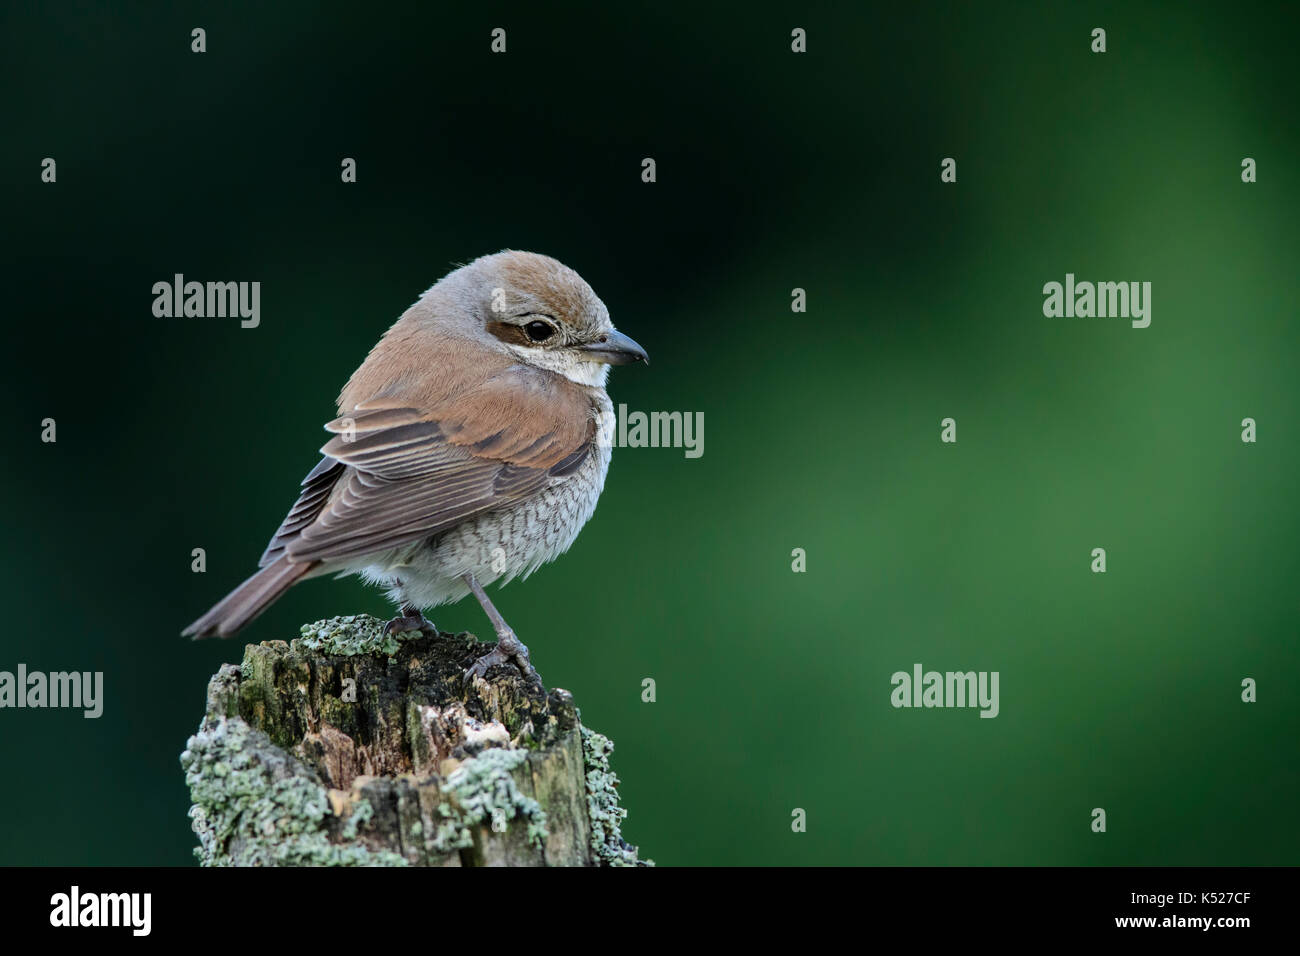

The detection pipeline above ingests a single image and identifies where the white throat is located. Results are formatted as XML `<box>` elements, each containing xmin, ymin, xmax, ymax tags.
<box><xmin>506</xmin><ymin>345</ymin><xmax>611</xmax><ymax>387</ymax></box>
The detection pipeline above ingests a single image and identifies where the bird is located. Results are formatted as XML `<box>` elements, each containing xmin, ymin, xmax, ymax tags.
<box><xmin>183</xmin><ymin>250</ymin><xmax>648</xmax><ymax>681</ymax></box>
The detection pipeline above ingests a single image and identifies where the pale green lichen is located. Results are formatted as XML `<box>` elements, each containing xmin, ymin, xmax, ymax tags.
<box><xmin>297</xmin><ymin>614</ymin><xmax>404</xmax><ymax>657</ymax></box>
<box><xmin>430</xmin><ymin>747</ymin><xmax>548</xmax><ymax>853</ymax></box>
<box><xmin>181</xmin><ymin>715</ymin><xmax>406</xmax><ymax>867</ymax></box>
<box><xmin>581</xmin><ymin>726</ymin><xmax>652</xmax><ymax>866</ymax></box>
<box><xmin>428</xmin><ymin>749</ymin><xmax>546</xmax><ymax>853</ymax></box>
<box><xmin>339</xmin><ymin>795</ymin><xmax>374</xmax><ymax>841</ymax></box>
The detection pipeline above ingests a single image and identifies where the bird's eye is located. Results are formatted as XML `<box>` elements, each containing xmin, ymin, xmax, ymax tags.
<box><xmin>524</xmin><ymin>320</ymin><xmax>555</xmax><ymax>343</ymax></box>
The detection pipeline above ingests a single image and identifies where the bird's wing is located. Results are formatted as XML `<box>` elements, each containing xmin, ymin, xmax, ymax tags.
<box><xmin>268</xmin><ymin>364</ymin><xmax>595</xmax><ymax>566</ymax></box>
<box><xmin>258</xmin><ymin>456</ymin><xmax>346</xmax><ymax>567</ymax></box>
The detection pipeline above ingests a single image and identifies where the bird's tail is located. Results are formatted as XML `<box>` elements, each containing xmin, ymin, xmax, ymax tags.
<box><xmin>182</xmin><ymin>555</ymin><xmax>318</xmax><ymax>639</ymax></box>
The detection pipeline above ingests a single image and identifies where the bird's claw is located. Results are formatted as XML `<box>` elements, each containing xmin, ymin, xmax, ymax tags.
<box><xmin>465</xmin><ymin>631</ymin><xmax>537</xmax><ymax>682</ymax></box>
<box><xmin>382</xmin><ymin>608</ymin><xmax>437</xmax><ymax>638</ymax></box>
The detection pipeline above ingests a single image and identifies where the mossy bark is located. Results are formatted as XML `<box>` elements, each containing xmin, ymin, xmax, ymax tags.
<box><xmin>181</xmin><ymin>614</ymin><xmax>649</xmax><ymax>867</ymax></box>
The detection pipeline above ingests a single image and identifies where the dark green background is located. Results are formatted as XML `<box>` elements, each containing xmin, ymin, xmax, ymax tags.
<box><xmin>3</xmin><ymin>1</ymin><xmax>1297</xmax><ymax>865</ymax></box>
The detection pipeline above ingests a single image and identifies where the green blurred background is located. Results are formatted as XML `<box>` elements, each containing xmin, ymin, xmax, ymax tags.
<box><xmin>2</xmin><ymin>1</ymin><xmax>1297</xmax><ymax>865</ymax></box>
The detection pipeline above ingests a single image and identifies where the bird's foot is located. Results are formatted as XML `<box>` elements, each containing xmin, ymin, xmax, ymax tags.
<box><xmin>466</xmin><ymin>629</ymin><xmax>537</xmax><ymax>683</ymax></box>
<box><xmin>383</xmin><ymin>605</ymin><xmax>437</xmax><ymax>637</ymax></box>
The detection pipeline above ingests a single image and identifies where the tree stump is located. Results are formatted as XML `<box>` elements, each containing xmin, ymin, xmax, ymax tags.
<box><xmin>180</xmin><ymin>614</ymin><xmax>650</xmax><ymax>866</ymax></box>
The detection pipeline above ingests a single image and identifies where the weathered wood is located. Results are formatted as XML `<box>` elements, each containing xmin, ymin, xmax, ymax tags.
<box><xmin>181</xmin><ymin>614</ymin><xmax>649</xmax><ymax>866</ymax></box>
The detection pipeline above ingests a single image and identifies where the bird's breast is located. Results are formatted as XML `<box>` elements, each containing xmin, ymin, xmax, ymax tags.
<box><xmin>403</xmin><ymin>390</ymin><xmax>616</xmax><ymax>597</ymax></box>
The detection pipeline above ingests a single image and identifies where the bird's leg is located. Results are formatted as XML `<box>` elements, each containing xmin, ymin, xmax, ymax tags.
<box><xmin>462</xmin><ymin>572</ymin><xmax>537</xmax><ymax>681</ymax></box>
<box><xmin>383</xmin><ymin>602</ymin><xmax>437</xmax><ymax>637</ymax></box>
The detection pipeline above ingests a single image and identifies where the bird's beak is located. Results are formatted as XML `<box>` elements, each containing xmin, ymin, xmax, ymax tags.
<box><xmin>580</xmin><ymin>329</ymin><xmax>649</xmax><ymax>366</ymax></box>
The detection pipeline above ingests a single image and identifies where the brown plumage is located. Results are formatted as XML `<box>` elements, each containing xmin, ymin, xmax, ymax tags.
<box><xmin>183</xmin><ymin>251</ymin><xmax>647</xmax><ymax>679</ymax></box>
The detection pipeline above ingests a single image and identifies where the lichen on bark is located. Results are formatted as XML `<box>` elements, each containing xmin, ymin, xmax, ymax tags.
<box><xmin>182</xmin><ymin>614</ymin><xmax>650</xmax><ymax>866</ymax></box>
<box><xmin>581</xmin><ymin>726</ymin><xmax>645</xmax><ymax>866</ymax></box>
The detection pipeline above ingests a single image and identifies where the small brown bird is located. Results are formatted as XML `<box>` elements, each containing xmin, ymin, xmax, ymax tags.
<box><xmin>183</xmin><ymin>251</ymin><xmax>647</xmax><ymax>679</ymax></box>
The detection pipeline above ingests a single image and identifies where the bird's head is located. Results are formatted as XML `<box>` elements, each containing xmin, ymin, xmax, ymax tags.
<box><xmin>436</xmin><ymin>250</ymin><xmax>648</xmax><ymax>387</ymax></box>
